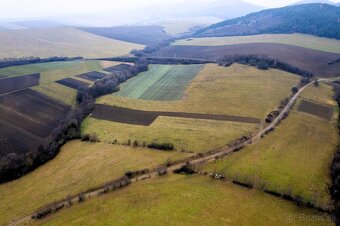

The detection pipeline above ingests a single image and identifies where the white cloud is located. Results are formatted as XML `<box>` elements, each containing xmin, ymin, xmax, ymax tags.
<box><xmin>0</xmin><ymin>0</ymin><xmax>338</xmax><ymax>21</ymax></box>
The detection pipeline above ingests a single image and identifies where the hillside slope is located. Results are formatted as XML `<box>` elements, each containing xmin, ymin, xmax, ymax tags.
<box><xmin>80</xmin><ymin>26</ymin><xmax>171</xmax><ymax>45</ymax></box>
<box><xmin>195</xmin><ymin>3</ymin><xmax>340</xmax><ymax>39</ymax></box>
<box><xmin>0</xmin><ymin>27</ymin><xmax>144</xmax><ymax>59</ymax></box>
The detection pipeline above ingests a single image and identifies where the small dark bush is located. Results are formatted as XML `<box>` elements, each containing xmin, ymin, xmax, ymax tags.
<box><xmin>147</xmin><ymin>142</ymin><xmax>174</xmax><ymax>151</ymax></box>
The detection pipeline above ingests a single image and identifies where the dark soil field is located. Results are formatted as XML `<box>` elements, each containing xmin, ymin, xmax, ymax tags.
<box><xmin>80</xmin><ymin>26</ymin><xmax>171</xmax><ymax>45</ymax></box>
<box><xmin>92</xmin><ymin>104</ymin><xmax>261</xmax><ymax>126</ymax></box>
<box><xmin>76</xmin><ymin>71</ymin><xmax>107</xmax><ymax>81</ymax></box>
<box><xmin>103</xmin><ymin>64</ymin><xmax>132</xmax><ymax>73</ymax></box>
<box><xmin>56</xmin><ymin>78</ymin><xmax>90</xmax><ymax>90</ymax></box>
<box><xmin>0</xmin><ymin>89</ymin><xmax>70</xmax><ymax>155</ymax></box>
<box><xmin>0</xmin><ymin>119</ymin><xmax>43</xmax><ymax>156</ymax></box>
<box><xmin>151</xmin><ymin>43</ymin><xmax>340</xmax><ymax>77</ymax></box>
<box><xmin>298</xmin><ymin>100</ymin><xmax>333</xmax><ymax>120</ymax></box>
<box><xmin>0</xmin><ymin>73</ymin><xmax>40</xmax><ymax>94</ymax></box>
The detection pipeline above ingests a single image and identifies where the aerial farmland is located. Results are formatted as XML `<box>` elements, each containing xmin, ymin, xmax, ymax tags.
<box><xmin>0</xmin><ymin>1</ymin><xmax>340</xmax><ymax>226</ymax></box>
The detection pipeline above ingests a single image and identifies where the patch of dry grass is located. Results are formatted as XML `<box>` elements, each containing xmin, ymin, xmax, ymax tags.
<box><xmin>0</xmin><ymin>141</ymin><xmax>189</xmax><ymax>225</ymax></box>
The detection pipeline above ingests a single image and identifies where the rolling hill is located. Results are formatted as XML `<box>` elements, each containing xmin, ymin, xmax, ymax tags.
<box><xmin>0</xmin><ymin>27</ymin><xmax>144</xmax><ymax>59</ymax></box>
<box><xmin>80</xmin><ymin>26</ymin><xmax>171</xmax><ymax>45</ymax></box>
<box><xmin>292</xmin><ymin>0</ymin><xmax>336</xmax><ymax>5</ymax></box>
<box><xmin>195</xmin><ymin>3</ymin><xmax>340</xmax><ymax>39</ymax></box>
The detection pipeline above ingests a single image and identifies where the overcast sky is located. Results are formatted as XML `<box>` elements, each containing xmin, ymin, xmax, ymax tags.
<box><xmin>0</xmin><ymin>0</ymin><xmax>339</xmax><ymax>21</ymax></box>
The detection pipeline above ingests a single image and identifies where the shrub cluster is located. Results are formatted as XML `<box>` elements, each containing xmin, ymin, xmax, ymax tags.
<box><xmin>147</xmin><ymin>142</ymin><xmax>174</xmax><ymax>151</ymax></box>
<box><xmin>131</xmin><ymin>39</ymin><xmax>175</xmax><ymax>57</ymax></box>
<box><xmin>0</xmin><ymin>56</ymin><xmax>83</xmax><ymax>69</ymax></box>
<box><xmin>218</xmin><ymin>55</ymin><xmax>314</xmax><ymax>78</ymax></box>
<box><xmin>173</xmin><ymin>162</ymin><xmax>196</xmax><ymax>175</ymax></box>
<box><xmin>125</xmin><ymin>169</ymin><xmax>149</xmax><ymax>179</ymax></box>
<box><xmin>0</xmin><ymin>60</ymin><xmax>149</xmax><ymax>183</ymax></box>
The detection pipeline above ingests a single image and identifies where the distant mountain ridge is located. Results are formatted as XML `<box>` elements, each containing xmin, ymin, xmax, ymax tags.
<box><xmin>195</xmin><ymin>3</ymin><xmax>340</xmax><ymax>39</ymax></box>
<box><xmin>143</xmin><ymin>0</ymin><xmax>264</xmax><ymax>20</ymax></box>
<box><xmin>291</xmin><ymin>0</ymin><xmax>336</xmax><ymax>5</ymax></box>
<box><xmin>0</xmin><ymin>20</ymin><xmax>65</xmax><ymax>31</ymax></box>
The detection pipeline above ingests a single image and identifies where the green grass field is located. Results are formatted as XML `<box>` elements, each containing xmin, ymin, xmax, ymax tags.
<box><xmin>31</xmin><ymin>175</ymin><xmax>333</xmax><ymax>226</ymax></box>
<box><xmin>31</xmin><ymin>82</ymin><xmax>78</xmax><ymax>105</ymax></box>
<box><xmin>82</xmin><ymin>116</ymin><xmax>257</xmax><ymax>153</ymax></box>
<box><xmin>203</xmin><ymin>84</ymin><xmax>338</xmax><ymax>209</ymax></box>
<box><xmin>115</xmin><ymin>64</ymin><xmax>203</xmax><ymax>101</ymax></box>
<box><xmin>0</xmin><ymin>27</ymin><xmax>144</xmax><ymax>58</ymax></box>
<box><xmin>0</xmin><ymin>140</ymin><xmax>190</xmax><ymax>226</ymax></box>
<box><xmin>0</xmin><ymin>61</ymin><xmax>85</xmax><ymax>77</ymax></box>
<box><xmin>174</xmin><ymin>33</ymin><xmax>340</xmax><ymax>54</ymax></box>
<box><xmin>99</xmin><ymin>64</ymin><xmax>300</xmax><ymax>119</ymax></box>
<box><xmin>300</xmin><ymin>83</ymin><xmax>337</xmax><ymax>107</ymax></box>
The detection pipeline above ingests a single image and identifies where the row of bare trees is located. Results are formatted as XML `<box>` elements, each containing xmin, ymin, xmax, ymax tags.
<box><xmin>0</xmin><ymin>56</ymin><xmax>83</xmax><ymax>68</ymax></box>
<box><xmin>218</xmin><ymin>55</ymin><xmax>314</xmax><ymax>78</ymax></box>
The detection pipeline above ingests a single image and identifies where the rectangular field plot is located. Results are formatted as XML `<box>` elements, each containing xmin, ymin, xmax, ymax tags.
<box><xmin>75</xmin><ymin>71</ymin><xmax>107</xmax><ymax>81</ymax></box>
<box><xmin>0</xmin><ymin>89</ymin><xmax>70</xmax><ymax>128</ymax></box>
<box><xmin>115</xmin><ymin>64</ymin><xmax>203</xmax><ymax>101</ymax></box>
<box><xmin>0</xmin><ymin>73</ymin><xmax>40</xmax><ymax>94</ymax></box>
<box><xmin>0</xmin><ymin>89</ymin><xmax>70</xmax><ymax>155</ymax></box>
<box><xmin>31</xmin><ymin>82</ymin><xmax>77</xmax><ymax>106</ymax></box>
<box><xmin>298</xmin><ymin>100</ymin><xmax>333</xmax><ymax>120</ymax></box>
<box><xmin>0</xmin><ymin>119</ymin><xmax>44</xmax><ymax>156</ymax></box>
<box><xmin>56</xmin><ymin>78</ymin><xmax>90</xmax><ymax>90</ymax></box>
<box><xmin>103</xmin><ymin>63</ymin><xmax>132</xmax><ymax>73</ymax></box>
<box><xmin>92</xmin><ymin>104</ymin><xmax>260</xmax><ymax>126</ymax></box>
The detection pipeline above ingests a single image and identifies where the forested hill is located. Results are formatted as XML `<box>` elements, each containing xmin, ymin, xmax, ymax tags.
<box><xmin>195</xmin><ymin>3</ymin><xmax>340</xmax><ymax>39</ymax></box>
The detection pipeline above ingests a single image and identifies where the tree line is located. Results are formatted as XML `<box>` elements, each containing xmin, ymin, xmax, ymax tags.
<box><xmin>131</xmin><ymin>38</ymin><xmax>175</xmax><ymax>57</ymax></box>
<box><xmin>0</xmin><ymin>60</ymin><xmax>149</xmax><ymax>183</ymax></box>
<box><xmin>95</xmin><ymin>57</ymin><xmax>213</xmax><ymax>65</ymax></box>
<box><xmin>218</xmin><ymin>55</ymin><xmax>314</xmax><ymax>78</ymax></box>
<box><xmin>331</xmin><ymin>81</ymin><xmax>340</xmax><ymax>223</ymax></box>
<box><xmin>0</xmin><ymin>56</ymin><xmax>83</xmax><ymax>69</ymax></box>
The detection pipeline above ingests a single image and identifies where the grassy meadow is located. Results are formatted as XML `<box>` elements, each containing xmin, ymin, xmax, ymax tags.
<box><xmin>99</xmin><ymin>63</ymin><xmax>300</xmax><ymax>119</ymax></box>
<box><xmin>0</xmin><ymin>27</ymin><xmax>144</xmax><ymax>58</ymax></box>
<box><xmin>203</xmin><ymin>84</ymin><xmax>338</xmax><ymax>209</ymax></box>
<box><xmin>174</xmin><ymin>33</ymin><xmax>340</xmax><ymax>54</ymax></box>
<box><xmin>82</xmin><ymin>116</ymin><xmax>257</xmax><ymax>153</ymax></box>
<box><xmin>0</xmin><ymin>61</ymin><xmax>85</xmax><ymax>77</ymax></box>
<box><xmin>31</xmin><ymin>82</ymin><xmax>78</xmax><ymax>105</ymax></box>
<box><xmin>0</xmin><ymin>140</ymin><xmax>190</xmax><ymax>226</ymax></box>
<box><xmin>31</xmin><ymin>175</ymin><xmax>333</xmax><ymax>226</ymax></box>
<box><xmin>115</xmin><ymin>64</ymin><xmax>203</xmax><ymax>100</ymax></box>
<box><xmin>300</xmin><ymin>83</ymin><xmax>337</xmax><ymax>107</ymax></box>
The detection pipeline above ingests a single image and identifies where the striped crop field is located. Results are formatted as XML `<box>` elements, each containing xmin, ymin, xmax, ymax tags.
<box><xmin>115</xmin><ymin>64</ymin><xmax>203</xmax><ymax>101</ymax></box>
